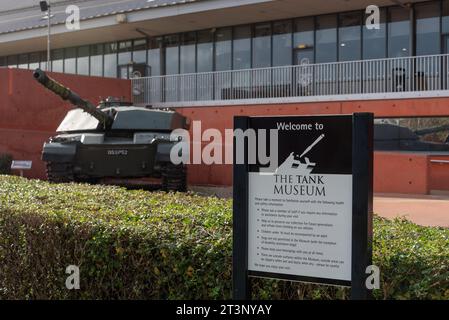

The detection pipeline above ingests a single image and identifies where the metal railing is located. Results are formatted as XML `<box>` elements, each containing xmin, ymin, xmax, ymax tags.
<box><xmin>132</xmin><ymin>54</ymin><xmax>449</xmax><ymax>105</ymax></box>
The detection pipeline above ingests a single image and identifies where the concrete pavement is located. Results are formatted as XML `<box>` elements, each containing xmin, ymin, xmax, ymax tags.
<box><xmin>374</xmin><ymin>194</ymin><xmax>449</xmax><ymax>228</ymax></box>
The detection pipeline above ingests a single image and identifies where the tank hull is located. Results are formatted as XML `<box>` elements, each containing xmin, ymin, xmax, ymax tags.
<box><xmin>42</xmin><ymin>132</ymin><xmax>187</xmax><ymax>191</ymax></box>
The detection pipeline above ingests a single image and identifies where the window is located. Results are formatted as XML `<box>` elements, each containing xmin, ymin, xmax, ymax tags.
<box><xmin>118</xmin><ymin>41</ymin><xmax>132</xmax><ymax>66</ymax></box>
<box><xmin>29</xmin><ymin>53</ymin><xmax>41</xmax><ymax>70</ymax></box>
<box><xmin>148</xmin><ymin>37</ymin><xmax>163</xmax><ymax>76</ymax></box>
<box><xmin>416</xmin><ymin>2</ymin><xmax>440</xmax><ymax>56</ymax></box>
<box><xmin>294</xmin><ymin>17</ymin><xmax>315</xmax><ymax>64</ymax></box>
<box><xmin>273</xmin><ymin>20</ymin><xmax>292</xmax><ymax>67</ymax></box>
<box><xmin>77</xmin><ymin>46</ymin><xmax>90</xmax><ymax>75</ymax></box>
<box><xmin>104</xmin><ymin>42</ymin><xmax>118</xmax><ymax>78</ymax></box>
<box><xmin>133</xmin><ymin>39</ymin><xmax>147</xmax><ymax>64</ymax></box>
<box><xmin>51</xmin><ymin>49</ymin><xmax>64</xmax><ymax>73</ymax></box>
<box><xmin>233</xmin><ymin>25</ymin><xmax>251</xmax><ymax>70</ymax></box>
<box><xmin>443</xmin><ymin>0</ymin><xmax>449</xmax><ymax>34</ymax></box>
<box><xmin>64</xmin><ymin>48</ymin><xmax>76</xmax><ymax>74</ymax></box>
<box><xmin>316</xmin><ymin>15</ymin><xmax>337</xmax><ymax>63</ymax></box>
<box><xmin>90</xmin><ymin>44</ymin><xmax>103</xmax><ymax>77</ymax></box>
<box><xmin>0</xmin><ymin>56</ymin><xmax>5</xmax><ymax>67</ymax></box>
<box><xmin>253</xmin><ymin>23</ymin><xmax>272</xmax><ymax>68</ymax></box>
<box><xmin>197</xmin><ymin>29</ymin><xmax>213</xmax><ymax>73</ymax></box>
<box><xmin>180</xmin><ymin>32</ymin><xmax>196</xmax><ymax>74</ymax></box>
<box><xmin>339</xmin><ymin>12</ymin><xmax>361</xmax><ymax>61</ymax></box>
<box><xmin>18</xmin><ymin>54</ymin><xmax>29</xmax><ymax>69</ymax></box>
<box><xmin>215</xmin><ymin>27</ymin><xmax>232</xmax><ymax>71</ymax></box>
<box><xmin>165</xmin><ymin>35</ymin><xmax>180</xmax><ymax>75</ymax></box>
<box><xmin>7</xmin><ymin>55</ymin><xmax>18</xmax><ymax>68</ymax></box>
<box><xmin>39</xmin><ymin>52</ymin><xmax>49</xmax><ymax>71</ymax></box>
<box><xmin>388</xmin><ymin>7</ymin><xmax>410</xmax><ymax>58</ymax></box>
<box><xmin>363</xmin><ymin>7</ymin><xmax>387</xmax><ymax>59</ymax></box>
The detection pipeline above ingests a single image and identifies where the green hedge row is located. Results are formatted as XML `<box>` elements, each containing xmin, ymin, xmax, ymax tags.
<box><xmin>0</xmin><ymin>175</ymin><xmax>448</xmax><ymax>300</ymax></box>
<box><xmin>0</xmin><ymin>154</ymin><xmax>12</xmax><ymax>175</ymax></box>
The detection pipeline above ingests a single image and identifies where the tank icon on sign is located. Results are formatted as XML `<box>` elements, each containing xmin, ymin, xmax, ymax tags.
<box><xmin>276</xmin><ymin>134</ymin><xmax>325</xmax><ymax>175</ymax></box>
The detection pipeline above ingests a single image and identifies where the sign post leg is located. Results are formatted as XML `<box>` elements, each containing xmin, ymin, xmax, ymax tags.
<box><xmin>233</xmin><ymin>116</ymin><xmax>251</xmax><ymax>300</ymax></box>
<box><xmin>350</xmin><ymin>113</ymin><xmax>374</xmax><ymax>300</ymax></box>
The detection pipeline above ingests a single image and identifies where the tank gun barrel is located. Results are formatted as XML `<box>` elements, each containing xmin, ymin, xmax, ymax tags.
<box><xmin>414</xmin><ymin>124</ymin><xmax>449</xmax><ymax>136</ymax></box>
<box><xmin>33</xmin><ymin>68</ymin><xmax>113</xmax><ymax>128</ymax></box>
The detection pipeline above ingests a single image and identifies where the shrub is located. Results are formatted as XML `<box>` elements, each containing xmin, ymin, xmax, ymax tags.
<box><xmin>0</xmin><ymin>175</ymin><xmax>447</xmax><ymax>300</ymax></box>
<box><xmin>0</xmin><ymin>154</ymin><xmax>12</xmax><ymax>174</ymax></box>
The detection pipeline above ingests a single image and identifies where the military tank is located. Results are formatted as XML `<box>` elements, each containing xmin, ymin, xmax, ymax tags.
<box><xmin>374</xmin><ymin>122</ymin><xmax>449</xmax><ymax>152</ymax></box>
<box><xmin>33</xmin><ymin>69</ymin><xmax>188</xmax><ymax>191</ymax></box>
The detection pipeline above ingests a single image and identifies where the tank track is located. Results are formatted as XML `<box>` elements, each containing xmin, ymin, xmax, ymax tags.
<box><xmin>47</xmin><ymin>162</ymin><xmax>187</xmax><ymax>192</ymax></box>
<box><xmin>46</xmin><ymin>162</ymin><xmax>75</xmax><ymax>183</ymax></box>
<box><xmin>161</xmin><ymin>163</ymin><xmax>187</xmax><ymax>192</ymax></box>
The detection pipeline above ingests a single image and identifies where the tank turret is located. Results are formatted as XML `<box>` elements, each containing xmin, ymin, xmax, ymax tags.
<box><xmin>33</xmin><ymin>69</ymin><xmax>113</xmax><ymax>128</ymax></box>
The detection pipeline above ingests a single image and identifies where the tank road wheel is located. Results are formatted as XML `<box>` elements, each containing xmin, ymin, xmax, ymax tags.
<box><xmin>46</xmin><ymin>162</ymin><xmax>75</xmax><ymax>183</ymax></box>
<box><xmin>161</xmin><ymin>163</ymin><xmax>187</xmax><ymax>192</ymax></box>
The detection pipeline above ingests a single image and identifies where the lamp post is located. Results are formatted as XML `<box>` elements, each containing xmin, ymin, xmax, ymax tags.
<box><xmin>39</xmin><ymin>1</ymin><xmax>51</xmax><ymax>71</ymax></box>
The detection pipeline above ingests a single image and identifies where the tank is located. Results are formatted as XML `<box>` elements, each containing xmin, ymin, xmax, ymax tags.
<box><xmin>374</xmin><ymin>122</ymin><xmax>449</xmax><ymax>152</ymax></box>
<box><xmin>33</xmin><ymin>68</ymin><xmax>188</xmax><ymax>191</ymax></box>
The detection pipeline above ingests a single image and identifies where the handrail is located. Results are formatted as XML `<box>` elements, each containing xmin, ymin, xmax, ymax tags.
<box><xmin>131</xmin><ymin>53</ymin><xmax>449</xmax><ymax>105</ymax></box>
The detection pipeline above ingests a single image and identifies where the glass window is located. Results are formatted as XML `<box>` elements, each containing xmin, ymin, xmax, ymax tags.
<box><xmin>165</xmin><ymin>35</ymin><xmax>180</xmax><ymax>75</ymax></box>
<box><xmin>363</xmin><ymin>7</ymin><xmax>387</xmax><ymax>59</ymax></box>
<box><xmin>0</xmin><ymin>56</ymin><xmax>6</xmax><ymax>67</ymax></box>
<box><xmin>104</xmin><ymin>42</ymin><xmax>118</xmax><ymax>78</ymax></box>
<box><xmin>197</xmin><ymin>29</ymin><xmax>214</xmax><ymax>72</ymax></box>
<box><xmin>273</xmin><ymin>20</ymin><xmax>292</xmax><ymax>67</ymax></box>
<box><xmin>77</xmin><ymin>46</ymin><xmax>90</xmax><ymax>75</ymax></box>
<box><xmin>7</xmin><ymin>55</ymin><xmax>18</xmax><ymax>68</ymax></box>
<box><xmin>148</xmin><ymin>37</ymin><xmax>163</xmax><ymax>76</ymax></box>
<box><xmin>294</xmin><ymin>17</ymin><xmax>315</xmax><ymax>64</ymax></box>
<box><xmin>180</xmin><ymin>32</ymin><xmax>196</xmax><ymax>74</ymax></box>
<box><xmin>316</xmin><ymin>15</ymin><xmax>337</xmax><ymax>63</ymax></box>
<box><xmin>118</xmin><ymin>41</ymin><xmax>132</xmax><ymax>66</ymax></box>
<box><xmin>253</xmin><ymin>23</ymin><xmax>272</xmax><ymax>68</ymax></box>
<box><xmin>233</xmin><ymin>25</ymin><xmax>251</xmax><ymax>70</ymax></box>
<box><xmin>90</xmin><ymin>44</ymin><xmax>103</xmax><ymax>77</ymax></box>
<box><xmin>416</xmin><ymin>2</ymin><xmax>440</xmax><ymax>56</ymax></box>
<box><xmin>40</xmin><ymin>52</ymin><xmax>50</xmax><ymax>71</ymax></box>
<box><xmin>443</xmin><ymin>0</ymin><xmax>449</xmax><ymax>34</ymax></box>
<box><xmin>18</xmin><ymin>54</ymin><xmax>29</xmax><ymax>69</ymax></box>
<box><xmin>388</xmin><ymin>7</ymin><xmax>410</xmax><ymax>57</ymax></box>
<box><xmin>339</xmin><ymin>12</ymin><xmax>361</xmax><ymax>61</ymax></box>
<box><xmin>51</xmin><ymin>49</ymin><xmax>64</xmax><ymax>72</ymax></box>
<box><xmin>133</xmin><ymin>39</ymin><xmax>147</xmax><ymax>64</ymax></box>
<box><xmin>64</xmin><ymin>47</ymin><xmax>77</xmax><ymax>74</ymax></box>
<box><xmin>29</xmin><ymin>52</ymin><xmax>40</xmax><ymax>70</ymax></box>
<box><xmin>215</xmin><ymin>27</ymin><xmax>232</xmax><ymax>71</ymax></box>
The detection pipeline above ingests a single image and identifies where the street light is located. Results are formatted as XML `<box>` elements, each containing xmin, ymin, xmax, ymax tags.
<box><xmin>40</xmin><ymin>1</ymin><xmax>51</xmax><ymax>71</ymax></box>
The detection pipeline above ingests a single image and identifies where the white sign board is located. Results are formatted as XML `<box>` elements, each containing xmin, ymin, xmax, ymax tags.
<box><xmin>11</xmin><ymin>160</ymin><xmax>33</xmax><ymax>170</ymax></box>
<box><xmin>248</xmin><ymin>174</ymin><xmax>352</xmax><ymax>282</ymax></box>
<box><xmin>246</xmin><ymin>115</ymin><xmax>355</xmax><ymax>285</ymax></box>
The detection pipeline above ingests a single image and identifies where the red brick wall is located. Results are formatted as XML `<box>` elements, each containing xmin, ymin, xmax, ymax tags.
<box><xmin>176</xmin><ymin>99</ymin><xmax>449</xmax><ymax>193</ymax></box>
<box><xmin>0</xmin><ymin>68</ymin><xmax>131</xmax><ymax>179</ymax></box>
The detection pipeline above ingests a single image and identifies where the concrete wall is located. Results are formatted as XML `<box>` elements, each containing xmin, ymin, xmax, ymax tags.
<box><xmin>0</xmin><ymin>68</ymin><xmax>131</xmax><ymax>179</ymax></box>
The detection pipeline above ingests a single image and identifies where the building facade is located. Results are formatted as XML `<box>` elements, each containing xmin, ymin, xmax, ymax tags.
<box><xmin>1</xmin><ymin>0</ymin><xmax>449</xmax><ymax>194</ymax></box>
<box><xmin>1</xmin><ymin>0</ymin><xmax>449</xmax><ymax>79</ymax></box>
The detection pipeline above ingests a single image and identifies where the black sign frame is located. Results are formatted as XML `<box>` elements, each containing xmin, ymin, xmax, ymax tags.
<box><xmin>233</xmin><ymin>113</ymin><xmax>373</xmax><ymax>300</ymax></box>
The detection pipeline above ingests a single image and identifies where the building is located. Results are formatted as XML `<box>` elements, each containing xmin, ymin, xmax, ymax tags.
<box><xmin>1</xmin><ymin>0</ymin><xmax>449</xmax><ymax>194</ymax></box>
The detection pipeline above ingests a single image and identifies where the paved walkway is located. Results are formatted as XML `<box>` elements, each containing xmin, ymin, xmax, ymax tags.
<box><xmin>374</xmin><ymin>194</ymin><xmax>449</xmax><ymax>228</ymax></box>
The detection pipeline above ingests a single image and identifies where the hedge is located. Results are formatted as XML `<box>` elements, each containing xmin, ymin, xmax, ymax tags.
<box><xmin>0</xmin><ymin>154</ymin><xmax>12</xmax><ymax>175</ymax></box>
<box><xmin>0</xmin><ymin>175</ymin><xmax>448</xmax><ymax>300</ymax></box>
